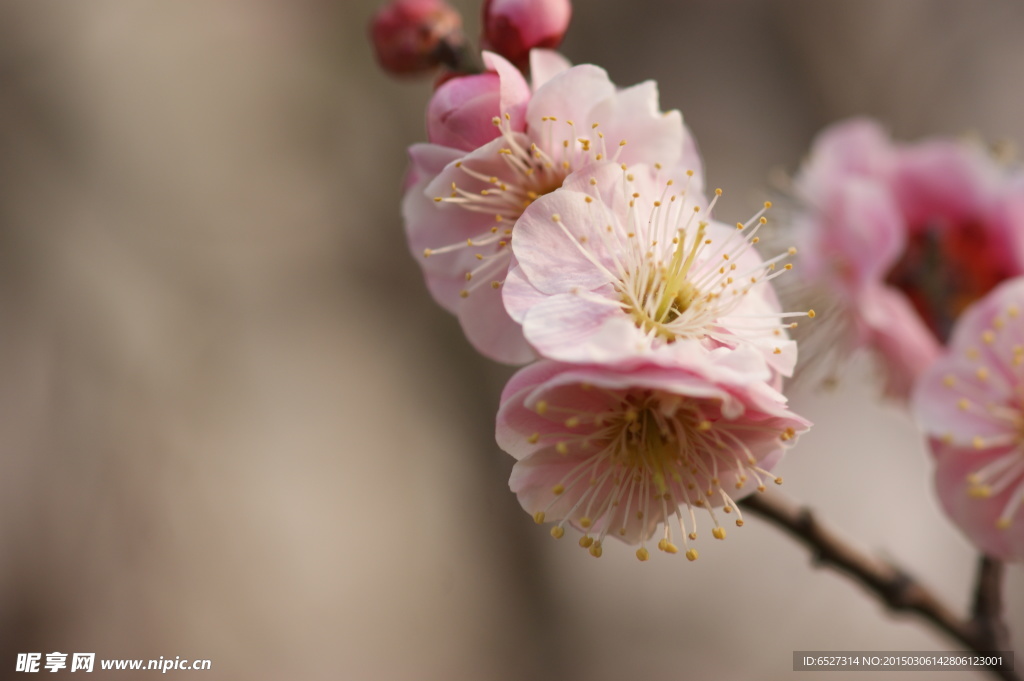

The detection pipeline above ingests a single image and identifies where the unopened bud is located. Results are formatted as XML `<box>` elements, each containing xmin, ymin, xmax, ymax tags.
<box><xmin>370</xmin><ymin>0</ymin><xmax>465</xmax><ymax>76</ymax></box>
<box><xmin>482</xmin><ymin>0</ymin><xmax>572</xmax><ymax>69</ymax></box>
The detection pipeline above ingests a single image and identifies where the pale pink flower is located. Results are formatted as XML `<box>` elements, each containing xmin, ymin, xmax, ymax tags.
<box><xmin>404</xmin><ymin>51</ymin><xmax>703</xmax><ymax>363</ymax></box>
<box><xmin>913</xmin><ymin>278</ymin><xmax>1024</xmax><ymax>562</ymax></box>
<box><xmin>793</xmin><ymin>118</ymin><xmax>1024</xmax><ymax>398</ymax></box>
<box><xmin>497</xmin><ymin>358</ymin><xmax>811</xmax><ymax>559</ymax></box>
<box><xmin>482</xmin><ymin>0</ymin><xmax>572</xmax><ymax>69</ymax></box>
<box><xmin>504</xmin><ymin>161</ymin><xmax>805</xmax><ymax>376</ymax></box>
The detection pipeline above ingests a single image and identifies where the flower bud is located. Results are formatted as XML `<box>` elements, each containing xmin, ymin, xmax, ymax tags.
<box><xmin>370</xmin><ymin>0</ymin><xmax>465</xmax><ymax>76</ymax></box>
<box><xmin>427</xmin><ymin>72</ymin><xmax>502</xmax><ymax>151</ymax></box>
<box><xmin>482</xmin><ymin>0</ymin><xmax>572</xmax><ymax>69</ymax></box>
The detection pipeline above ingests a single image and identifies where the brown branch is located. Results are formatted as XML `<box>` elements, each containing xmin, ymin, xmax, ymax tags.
<box><xmin>973</xmin><ymin>556</ymin><xmax>1011</xmax><ymax>652</ymax></box>
<box><xmin>740</xmin><ymin>491</ymin><xmax>1019</xmax><ymax>681</ymax></box>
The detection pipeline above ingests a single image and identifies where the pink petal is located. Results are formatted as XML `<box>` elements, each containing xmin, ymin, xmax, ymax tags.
<box><xmin>482</xmin><ymin>51</ymin><xmax>531</xmax><ymax>130</ymax></box>
<box><xmin>525</xmin><ymin>64</ymin><xmax>616</xmax><ymax>135</ymax></box>
<box><xmin>588</xmin><ymin>80</ymin><xmax>685</xmax><ymax>170</ymax></box>
<box><xmin>529</xmin><ymin>48</ymin><xmax>572</xmax><ymax>91</ymax></box>
<box><xmin>458</xmin><ymin>278</ymin><xmax>536</xmax><ymax>364</ymax></box>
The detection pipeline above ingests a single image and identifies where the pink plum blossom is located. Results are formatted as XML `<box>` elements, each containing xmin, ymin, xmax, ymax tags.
<box><xmin>482</xmin><ymin>0</ymin><xmax>572</xmax><ymax>70</ymax></box>
<box><xmin>792</xmin><ymin>118</ymin><xmax>1024</xmax><ymax>399</ymax></box>
<box><xmin>504</xmin><ymin>161</ymin><xmax>806</xmax><ymax>377</ymax></box>
<box><xmin>913</xmin><ymin>277</ymin><xmax>1024</xmax><ymax>561</ymax></box>
<box><xmin>404</xmin><ymin>50</ymin><xmax>703</xmax><ymax>364</ymax></box>
<box><xmin>496</xmin><ymin>358</ymin><xmax>811</xmax><ymax>559</ymax></box>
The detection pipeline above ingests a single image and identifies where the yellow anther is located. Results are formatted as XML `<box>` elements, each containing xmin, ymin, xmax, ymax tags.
<box><xmin>715</xmin><ymin>188</ymin><xmax>723</xmax><ymax>196</ymax></box>
<box><xmin>579</xmin><ymin>516</ymin><xmax>592</xmax><ymax>528</ymax></box>
<box><xmin>555</xmin><ymin>442</ymin><xmax>569</xmax><ymax>455</ymax></box>
<box><xmin>774</xmin><ymin>476</ymin><xmax>784</xmax><ymax>485</ymax></box>
<box><xmin>735</xmin><ymin>519</ymin><xmax>744</xmax><ymax>527</ymax></box>
<box><xmin>459</xmin><ymin>290</ymin><xmax>469</xmax><ymax>298</ymax></box>
<box><xmin>565</xmin><ymin>417</ymin><xmax>580</xmax><ymax>428</ymax></box>
<box><xmin>636</xmin><ymin>547</ymin><xmax>650</xmax><ymax>562</ymax></box>
<box><xmin>958</xmin><ymin>398</ymin><xmax>970</xmax><ymax>411</ymax></box>
<box><xmin>712</xmin><ymin>527</ymin><xmax>726</xmax><ymax>540</ymax></box>
<box><xmin>976</xmin><ymin>367</ymin><xmax>989</xmax><ymax>381</ymax></box>
<box><xmin>552</xmin><ymin>484</ymin><xmax>565</xmax><ymax>495</ymax></box>
<box><xmin>973</xmin><ymin>436</ymin><xmax>985</xmax><ymax>450</ymax></box>
<box><xmin>579</xmin><ymin>535</ymin><xmax>594</xmax><ymax>548</ymax></box>
<box><xmin>697</xmin><ymin>420</ymin><xmax>712</xmax><ymax>431</ymax></box>
<box><xmin>550</xmin><ymin>526</ymin><xmax>565</xmax><ymax>539</ymax></box>
<box><xmin>764</xmin><ymin>201</ymin><xmax>773</xmax><ymax>209</ymax></box>
<box><xmin>533</xmin><ymin>511</ymin><xmax>545</xmax><ymax>524</ymax></box>
<box><xmin>996</xmin><ymin>517</ymin><xmax>1012</xmax><ymax>530</ymax></box>
<box><xmin>943</xmin><ymin>375</ymin><xmax>956</xmax><ymax>387</ymax></box>
<box><xmin>983</xmin><ymin>330</ymin><xmax>995</xmax><ymax>344</ymax></box>
<box><xmin>968</xmin><ymin>484</ymin><xmax>992</xmax><ymax>498</ymax></box>
<box><xmin>527</xmin><ymin>433</ymin><xmax>540</xmax><ymax>444</ymax></box>
<box><xmin>589</xmin><ymin>542</ymin><xmax>603</xmax><ymax>558</ymax></box>
<box><xmin>808</xmin><ymin>309</ymin><xmax>816</xmax><ymax>318</ymax></box>
<box><xmin>423</xmin><ymin>248</ymin><xmax>433</xmax><ymax>257</ymax></box>
<box><xmin>685</xmin><ymin>548</ymin><xmax>699</xmax><ymax>561</ymax></box>
<box><xmin>535</xmin><ymin>401</ymin><xmax>548</xmax><ymax>415</ymax></box>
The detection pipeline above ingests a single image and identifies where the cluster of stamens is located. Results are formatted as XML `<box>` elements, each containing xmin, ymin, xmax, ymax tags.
<box><xmin>528</xmin><ymin>386</ymin><xmax>792</xmax><ymax>561</ymax></box>
<box><xmin>550</xmin><ymin>167</ymin><xmax>814</xmax><ymax>351</ymax></box>
<box><xmin>940</xmin><ymin>304</ymin><xmax>1024</xmax><ymax>529</ymax></box>
<box><xmin>424</xmin><ymin>112</ymin><xmax>632</xmax><ymax>299</ymax></box>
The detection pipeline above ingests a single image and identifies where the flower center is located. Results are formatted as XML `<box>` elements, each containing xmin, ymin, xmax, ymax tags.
<box><xmin>424</xmin><ymin>113</ymin><xmax>630</xmax><ymax>298</ymax></box>
<box><xmin>885</xmin><ymin>219</ymin><xmax>1016</xmax><ymax>344</ymax></box>
<box><xmin>551</xmin><ymin>171</ymin><xmax>810</xmax><ymax>352</ymax></box>
<box><xmin>530</xmin><ymin>388</ymin><xmax>793</xmax><ymax>561</ymax></box>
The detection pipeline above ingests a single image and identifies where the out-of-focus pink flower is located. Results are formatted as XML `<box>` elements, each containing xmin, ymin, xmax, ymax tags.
<box><xmin>370</xmin><ymin>0</ymin><xmax>464</xmax><ymax>76</ymax></box>
<box><xmin>404</xmin><ymin>51</ymin><xmax>703</xmax><ymax>364</ymax></box>
<box><xmin>482</xmin><ymin>0</ymin><xmax>572</xmax><ymax>70</ymax></box>
<box><xmin>504</xmin><ymin>161</ymin><xmax>805</xmax><ymax>377</ymax></box>
<box><xmin>913</xmin><ymin>278</ymin><xmax>1024</xmax><ymax>561</ymax></box>
<box><xmin>497</xmin><ymin>359</ymin><xmax>810</xmax><ymax>560</ymax></box>
<box><xmin>792</xmin><ymin>118</ymin><xmax>1024</xmax><ymax>399</ymax></box>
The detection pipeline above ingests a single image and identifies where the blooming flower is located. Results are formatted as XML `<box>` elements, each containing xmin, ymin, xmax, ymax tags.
<box><xmin>497</xmin><ymin>358</ymin><xmax>811</xmax><ymax>559</ymax></box>
<box><xmin>482</xmin><ymin>0</ymin><xmax>572</xmax><ymax>70</ymax></box>
<box><xmin>792</xmin><ymin>118</ymin><xmax>1024</xmax><ymax>398</ymax></box>
<box><xmin>503</xmin><ymin>161</ymin><xmax>806</xmax><ymax>376</ymax></box>
<box><xmin>404</xmin><ymin>50</ymin><xmax>703</xmax><ymax>363</ymax></box>
<box><xmin>913</xmin><ymin>278</ymin><xmax>1024</xmax><ymax>561</ymax></box>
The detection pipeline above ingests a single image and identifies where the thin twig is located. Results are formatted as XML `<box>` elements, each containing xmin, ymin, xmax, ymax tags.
<box><xmin>740</xmin><ymin>491</ymin><xmax>1019</xmax><ymax>681</ymax></box>
<box><xmin>973</xmin><ymin>556</ymin><xmax>1011</xmax><ymax>652</ymax></box>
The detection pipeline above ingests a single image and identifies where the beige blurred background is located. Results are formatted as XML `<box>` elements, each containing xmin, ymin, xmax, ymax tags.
<box><xmin>0</xmin><ymin>1</ymin><xmax>1021</xmax><ymax>679</ymax></box>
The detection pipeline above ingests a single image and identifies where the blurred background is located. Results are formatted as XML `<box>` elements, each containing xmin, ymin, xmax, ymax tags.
<box><xmin>0</xmin><ymin>0</ymin><xmax>1021</xmax><ymax>679</ymax></box>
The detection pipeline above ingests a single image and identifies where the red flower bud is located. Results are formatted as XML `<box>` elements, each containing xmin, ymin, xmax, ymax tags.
<box><xmin>482</xmin><ymin>0</ymin><xmax>571</xmax><ymax>69</ymax></box>
<box><xmin>370</xmin><ymin>0</ymin><xmax>465</xmax><ymax>76</ymax></box>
